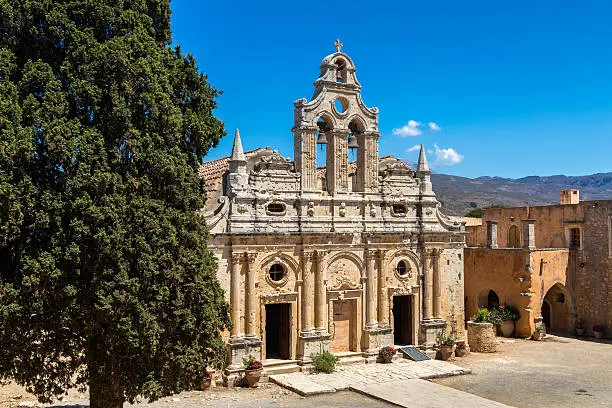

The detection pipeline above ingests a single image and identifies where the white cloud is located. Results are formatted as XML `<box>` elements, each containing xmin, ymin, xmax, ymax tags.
<box><xmin>428</xmin><ymin>122</ymin><xmax>441</xmax><ymax>131</ymax></box>
<box><xmin>434</xmin><ymin>144</ymin><xmax>463</xmax><ymax>166</ymax></box>
<box><xmin>406</xmin><ymin>144</ymin><xmax>421</xmax><ymax>152</ymax></box>
<box><xmin>392</xmin><ymin>120</ymin><xmax>422</xmax><ymax>137</ymax></box>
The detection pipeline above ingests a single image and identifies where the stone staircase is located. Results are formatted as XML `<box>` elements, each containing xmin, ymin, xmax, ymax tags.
<box><xmin>263</xmin><ymin>359</ymin><xmax>301</xmax><ymax>376</ymax></box>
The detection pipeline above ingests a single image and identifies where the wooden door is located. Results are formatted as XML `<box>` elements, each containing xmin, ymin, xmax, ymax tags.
<box><xmin>331</xmin><ymin>299</ymin><xmax>355</xmax><ymax>352</ymax></box>
<box><xmin>278</xmin><ymin>304</ymin><xmax>290</xmax><ymax>360</ymax></box>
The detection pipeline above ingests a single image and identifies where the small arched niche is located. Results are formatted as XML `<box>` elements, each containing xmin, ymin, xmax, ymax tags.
<box><xmin>335</xmin><ymin>58</ymin><xmax>348</xmax><ymax>83</ymax></box>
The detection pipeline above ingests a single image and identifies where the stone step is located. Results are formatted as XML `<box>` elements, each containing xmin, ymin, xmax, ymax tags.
<box><xmin>264</xmin><ymin>363</ymin><xmax>301</xmax><ymax>375</ymax></box>
<box><xmin>337</xmin><ymin>354</ymin><xmax>365</xmax><ymax>366</ymax></box>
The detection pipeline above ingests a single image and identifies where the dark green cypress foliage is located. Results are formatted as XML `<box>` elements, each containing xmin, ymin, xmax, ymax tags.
<box><xmin>0</xmin><ymin>1</ymin><xmax>230</xmax><ymax>406</ymax></box>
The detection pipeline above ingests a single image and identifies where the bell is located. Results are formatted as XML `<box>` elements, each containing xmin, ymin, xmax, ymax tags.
<box><xmin>347</xmin><ymin>134</ymin><xmax>358</xmax><ymax>149</ymax></box>
<box><xmin>316</xmin><ymin>132</ymin><xmax>328</xmax><ymax>145</ymax></box>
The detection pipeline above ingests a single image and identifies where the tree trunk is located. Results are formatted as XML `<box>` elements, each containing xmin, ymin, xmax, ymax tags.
<box><xmin>88</xmin><ymin>344</ymin><xmax>124</xmax><ymax>408</ymax></box>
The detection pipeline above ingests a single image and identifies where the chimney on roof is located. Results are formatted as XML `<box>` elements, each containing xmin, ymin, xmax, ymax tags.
<box><xmin>560</xmin><ymin>189</ymin><xmax>579</xmax><ymax>205</ymax></box>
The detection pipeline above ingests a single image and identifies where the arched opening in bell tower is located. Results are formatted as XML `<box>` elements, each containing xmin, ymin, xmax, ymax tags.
<box><xmin>316</xmin><ymin>115</ymin><xmax>332</xmax><ymax>191</ymax></box>
<box><xmin>348</xmin><ymin>118</ymin><xmax>364</xmax><ymax>191</ymax></box>
<box><xmin>335</xmin><ymin>59</ymin><xmax>348</xmax><ymax>83</ymax></box>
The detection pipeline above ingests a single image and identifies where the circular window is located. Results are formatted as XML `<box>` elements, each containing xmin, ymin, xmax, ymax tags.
<box><xmin>333</xmin><ymin>97</ymin><xmax>348</xmax><ymax>114</ymax></box>
<box><xmin>396</xmin><ymin>260</ymin><xmax>408</xmax><ymax>276</ymax></box>
<box><xmin>269</xmin><ymin>263</ymin><xmax>285</xmax><ymax>282</ymax></box>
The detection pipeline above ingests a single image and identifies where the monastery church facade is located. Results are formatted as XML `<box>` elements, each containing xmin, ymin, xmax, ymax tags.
<box><xmin>200</xmin><ymin>42</ymin><xmax>466</xmax><ymax>376</ymax></box>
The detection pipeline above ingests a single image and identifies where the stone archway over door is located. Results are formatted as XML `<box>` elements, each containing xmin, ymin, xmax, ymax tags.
<box><xmin>543</xmin><ymin>283</ymin><xmax>571</xmax><ymax>332</ymax></box>
<box><xmin>331</xmin><ymin>299</ymin><xmax>357</xmax><ymax>352</ymax></box>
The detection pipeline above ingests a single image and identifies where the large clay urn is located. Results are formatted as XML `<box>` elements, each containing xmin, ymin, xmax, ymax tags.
<box><xmin>501</xmin><ymin>320</ymin><xmax>515</xmax><ymax>337</ymax></box>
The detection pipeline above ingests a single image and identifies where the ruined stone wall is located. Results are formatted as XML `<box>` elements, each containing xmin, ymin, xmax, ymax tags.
<box><xmin>578</xmin><ymin>200</ymin><xmax>612</xmax><ymax>337</ymax></box>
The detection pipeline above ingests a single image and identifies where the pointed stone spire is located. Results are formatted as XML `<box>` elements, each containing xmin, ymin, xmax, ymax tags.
<box><xmin>416</xmin><ymin>144</ymin><xmax>430</xmax><ymax>173</ymax></box>
<box><xmin>230</xmin><ymin>129</ymin><xmax>246</xmax><ymax>162</ymax></box>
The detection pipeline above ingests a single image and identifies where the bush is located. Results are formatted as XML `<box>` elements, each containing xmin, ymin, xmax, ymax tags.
<box><xmin>471</xmin><ymin>308</ymin><xmax>490</xmax><ymax>323</ymax></box>
<box><xmin>311</xmin><ymin>351</ymin><xmax>339</xmax><ymax>373</ymax></box>
<box><xmin>496</xmin><ymin>304</ymin><xmax>520</xmax><ymax>322</ymax></box>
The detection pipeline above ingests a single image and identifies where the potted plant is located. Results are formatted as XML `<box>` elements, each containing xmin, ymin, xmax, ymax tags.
<box><xmin>575</xmin><ymin>317</ymin><xmax>585</xmax><ymax>336</ymax></box>
<box><xmin>202</xmin><ymin>369</ymin><xmax>215</xmax><ymax>390</ymax></box>
<box><xmin>497</xmin><ymin>304</ymin><xmax>520</xmax><ymax>337</ymax></box>
<box><xmin>532</xmin><ymin>323</ymin><xmax>544</xmax><ymax>341</ymax></box>
<box><xmin>379</xmin><ymin>346</ymin><xmax>396</xmax><ymax>363</ymax></box>
<box><xmin>242</xmin><ymin>355</ymin><xmax>263</xmax><ymax>387</ymax></box>
<box><xmin>454</xmin><ymin>340</ymin><xmax>468</xmax><ymax>357</ymax></box>
<box><xmin>593</xmin><ymin>324</ymin><xmax>604</xmax><ymax>339</ymax></box>
<box><xmin>436</xmin><ymin>330</ymin><xmax>456</xmax><ymax>361</ymax></box>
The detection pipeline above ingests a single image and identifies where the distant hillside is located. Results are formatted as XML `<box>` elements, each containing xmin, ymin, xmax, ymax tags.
<box><xmin>432</xmin><ymin>172</ymin><xmax>612</xmax><ymax>216</ymax></box>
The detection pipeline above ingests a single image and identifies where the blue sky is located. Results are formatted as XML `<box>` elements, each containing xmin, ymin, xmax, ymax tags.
<box><xmin>170</xmin><ymin>0</ymin><xmax>612</xmax><ymax>178</ymax></box>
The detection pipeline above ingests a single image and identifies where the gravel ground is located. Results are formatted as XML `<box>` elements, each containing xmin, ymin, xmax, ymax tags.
<box><xmin>433</xmin><ymin>334</ymin><xmax>612</xmax><ymax>408</ymax></box>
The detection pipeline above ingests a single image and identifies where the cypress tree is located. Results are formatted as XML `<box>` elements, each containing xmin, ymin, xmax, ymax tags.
<box><xmin>0</xmin><ymin>1</ymin><xmax>230</xmax><ymax>406</ymax></box>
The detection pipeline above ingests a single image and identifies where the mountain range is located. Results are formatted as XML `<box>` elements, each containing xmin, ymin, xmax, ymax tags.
<box><xmin>431</xmin><ymin>172</ymin><xmax>612</xmax><ymax>216</ymax></box>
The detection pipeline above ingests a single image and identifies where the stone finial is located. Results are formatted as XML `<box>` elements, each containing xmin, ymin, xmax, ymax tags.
<box><xmin>334</xmin><ymin>38</ymin><xmax>343</xmax><ymax>53</ymax></box>
<box><xmin>230</xmin><ymin>129</ymin><xmax>246</xmax><ymax>163</ymax></box>
<box><xmin>416</xmin><ymin>144</ymin><xmax>430</xmax><ymax>173</ymax></box>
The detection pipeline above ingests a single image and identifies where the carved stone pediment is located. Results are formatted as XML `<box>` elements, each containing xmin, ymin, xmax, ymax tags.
<box><xmin>383</xmin><ymin>159</ymin><xmax>414</xmax><ymax>178</ymax></box>
<box><xmin>254</xmin><ymin>151</ymin><xmax>294</xmax><ymax>172</ymax></box>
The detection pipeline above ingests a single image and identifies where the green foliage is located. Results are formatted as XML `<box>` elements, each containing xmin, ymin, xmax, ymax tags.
<box><xmin>436</xmin><ymin>330</ymin><xmax>456</xmax><ymax>347</ymax></box>
<box><xmin>242</xmin><ymin>355</ymin><xmax>262</xmax><ymax>371</ymax></box>
<box><xmin>471</xmin><ymin>308</ymin><xmax>490</xmax><ymax>323</ymax></box>
<box><xmin>0</xmin><ymin>1</ymin><xmax>229</xmax><ymax>406</ymax></box>
<box><xmin>464</xmin><ymin>208</ymin><xmax>484</xmax><ymax>218</ymax></box>
<box><xmin>496</xmin><ymin>304</ymin><xmax>520</xmax><ymax>322</ymax></box>
<box><xmin>311</xmin><ymin>351</ymin><xmax>339</xmax><ymax>374</ymax></box>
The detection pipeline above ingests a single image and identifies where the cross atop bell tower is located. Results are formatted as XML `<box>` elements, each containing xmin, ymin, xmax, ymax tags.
<box><xmin>292</xmin><ymin>43</ymin><xmax>380</xmax><ymax>194</ymax></box>
<box><xmin>334</xmin><ymin>38</ymin><xmax>343</xmax><ymax>53</ymax></box>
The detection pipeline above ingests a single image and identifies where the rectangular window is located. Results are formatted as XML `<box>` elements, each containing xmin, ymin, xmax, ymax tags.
<box><xmin>569</xmin><ymin>228</ymin><xmax>581</xmax><ymax>249</ymax></box>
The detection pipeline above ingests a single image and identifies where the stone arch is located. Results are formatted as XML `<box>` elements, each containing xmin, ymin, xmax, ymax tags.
<box><xmin>542</xmin><ymin>282</ymin><xmax>574</xmax><ymax>332</ymax></box>
<box><xmin>507</xmin><ymin>224</ymin><xmax>520</xmax><ymax>248</ymax></box>
<box><xmin>325</xmin><ymin>252</ymin><xmax>363</xmax><ymax>290</ymax></box>
<box><xmin>257</xmin><ymin>252</ymin><xmax>299</xmax><ymax>290</ymax></box>
<box><xmin>477</xmin><ymin>288</ymin><xmax>500</xmax><ymax>309</ymax></box>
<box><xmin>313</xmin><ymin>111</ymin><xmax>337</xmax><ymax>129</ymax></box>
<box><xmin>347</xmin><ymin>115</ymin><xmax>366</xmax><ymax>134</ymax></box>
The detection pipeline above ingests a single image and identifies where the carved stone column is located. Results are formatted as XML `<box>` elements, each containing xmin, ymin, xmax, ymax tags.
<box><xmin>326</xmin><ymin>130</ymin><xmax>349</xmax><ymax>194</ymax></box>
<box><xmin>314</xmin><ymin>251</ymin><xmax>327</xmax><ymax>332</ymax></box>
<box><xmin>245</xmin><ymin>253</ymin><xmax>258</xmax><ymax>337</ymax></box>
<box><xmin>293</xmin><ymin>125</ymin><xmax>318</xmax><ymax>191</ymax></box>
<box><xmin>376</xmin><ymin>250</ymin><xmax>389</xmax><ymax>326</ymax></box>
<box><xmin>432</xmin><ymin>249</ymin><xmax>442</xmax><ymax>319</ymax></box>
<box><xmin>301</xmin><ymin>251</ymin><xmax>315</xmax><ymax>333</ymax></box>
<box><xmin>423</xmin><ymin>249</ymin><xmax>434</xmax><ymax>320</ymax></box>
<box><xmin>365</xmin><ymin>250</ymin><xmax>378</xmax><ymax>328</ymax></box>
<box><xmin>230</xmin><ymin>252</ymin><xmax>243</xmax><ymax>337</ymax></box>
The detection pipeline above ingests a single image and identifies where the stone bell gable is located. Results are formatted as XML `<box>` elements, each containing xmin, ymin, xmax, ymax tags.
<box><xmin>199</xmin><ymin>40</ymin><xmax>466</xmax><ymax>383</ymax></box>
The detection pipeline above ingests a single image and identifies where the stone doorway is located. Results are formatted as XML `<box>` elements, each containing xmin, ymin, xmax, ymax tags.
<box><xmin>542</xmin><ymin>283</ymin><xmax>571</xmax><ymax>332</ymax></box>
<box><xmin>265</xmin><ymin>303</ymin><xmax>291</xmax><ymax>359</ymax></box>
<box><xmin>331</xmin><ymin>299</ymin><xmax>357</xmax><ymax>352</ymax></box>
<box><xmin>393</xmin><ymin>295</ymin><xmax>413</xmax><ymax>345</ymax></box>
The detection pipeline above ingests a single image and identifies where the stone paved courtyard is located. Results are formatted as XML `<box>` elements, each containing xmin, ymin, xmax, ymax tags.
<box><xmin>269</xmin><ymin>358</ymin><xmax>470</xmax><ymax>395</ymax></box>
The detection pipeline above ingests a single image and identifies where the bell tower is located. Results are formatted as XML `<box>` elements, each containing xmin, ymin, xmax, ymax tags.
<box><xmin>293</xmin><ymin>40</ymin><xmax>380</xmax><ymax>194</ymax></box>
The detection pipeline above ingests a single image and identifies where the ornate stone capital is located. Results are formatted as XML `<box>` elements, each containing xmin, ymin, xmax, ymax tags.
<box><xmin>230</xmin><ymin>252</ymin><xmax>244</xmax><ymax>265</ymax></box>
<box><xmin>245</xmin><ymin>252</ymin><xmax>258</xmax><ymax>264</ymax></box>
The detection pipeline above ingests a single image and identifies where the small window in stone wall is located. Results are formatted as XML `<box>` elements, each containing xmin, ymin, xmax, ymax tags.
<box><xmin>269</xmin><ymin>264</ymin><xmax>285</xmax><ymax>282</ymax></box>
<box><xmin>396</xmin><ymin>260</ymin><xmax>407</xmax><ymax>276</ymax></box>
<box><xmin>569</xmin><ymin>228</ymin><xmax>581</xmax><ymax>249</ymax></box>
<box><xmin>267</xmin><ymin>202</ymin><xmax>286</xmax><ymax>215</ymax></box>
<box><xmin>392</xmin><ymin>204</ymin><xmax>407</xmax><ymax>216</ymax></box>
<box><xmin>556</xmin><ymin>293</ymin><xmax>565</xmax><ymax>304</ymax></box>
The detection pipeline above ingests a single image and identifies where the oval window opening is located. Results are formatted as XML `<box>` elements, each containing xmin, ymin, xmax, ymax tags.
<box><xmin>267</xmin><ymin>203</ymin><xmax>285</xmax><ymax>214</ymax></box>
<box><xmin>269</xmin><ymin>263</ymin><xmax>285</xmax><ymax>282</ymax></box>
<box><xmin>393</xmin><ymin>204</ymin><xmax>406</xmax><ymax>215</ymax></box>
<box><xmin>396</xmin><ymin>260</ymin><xmax>407</xmax><ymax>276</ymax></box>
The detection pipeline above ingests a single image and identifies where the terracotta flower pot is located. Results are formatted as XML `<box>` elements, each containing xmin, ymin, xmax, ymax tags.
<box><xmin>245</xmin><ymin>368</ymin><xmax>262</xmax><ymax>387</ymax></box>
<box><xmin>501</xmin><ymin>320</ymin><xmax>515</xmax><ymax>337</ymax></box>
<box><xmin>381</xmin><ymin>354</ymin><xmax>394</xmax><ymax>363</ymax></box>
<box><xmin>454</xmin><ymin>347</ymin><xmax>468</xmax><ymax>357</ymax></box>
<box><xmin>438</xmin><ymin>345</ymin><xmax>453</xmax><ymax>361</ymax></box>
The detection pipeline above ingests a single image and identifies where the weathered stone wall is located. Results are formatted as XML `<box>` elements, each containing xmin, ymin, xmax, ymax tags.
<box><xmin>468</xmin><ymin>204</ymin><xmax>584</xmax><ymax>249</ymax></box>
<box><xmin>439</xmin><ymin>248</ymin><xmax>466</xmax><ymax>338</ymax></box>
<box><xmin>578</xmin><ymin>200</ymin><xmax>612</xmax><ymax>338</ymax></box>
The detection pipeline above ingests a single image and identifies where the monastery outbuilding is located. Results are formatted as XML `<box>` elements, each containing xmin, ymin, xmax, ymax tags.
<box><xmin>199</xmin><ymin>42</ymin><xmax>466</xmax><ymax>382</ymax></box>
